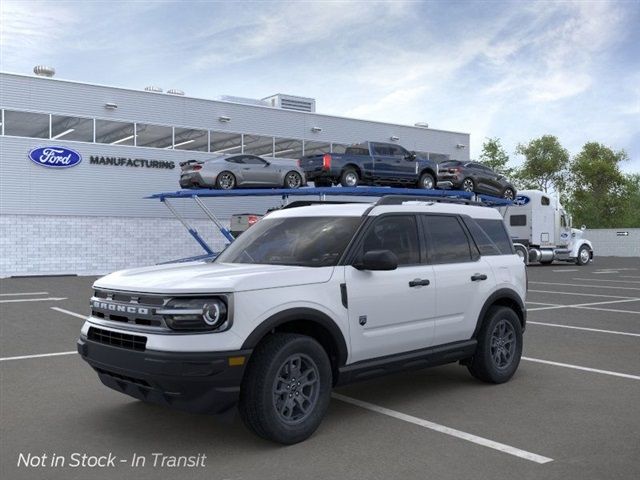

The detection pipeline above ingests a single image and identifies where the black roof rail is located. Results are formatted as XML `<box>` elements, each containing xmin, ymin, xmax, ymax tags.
<box><xmin>281</xmin><ymin>200</ymin><xmax>369</xmax><ymax>210</ymax></box>
<box><xmin>375</xmin><ymin>194</ymin><xmax>483</xmax><ymax>206</ymax></box>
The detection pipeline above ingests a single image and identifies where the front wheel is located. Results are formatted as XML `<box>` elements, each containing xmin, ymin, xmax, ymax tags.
<box><xmin>467</xmin><ymin>306</ymin><xmax>522</xmax><ymax>384</ymax></box>
<box><xmin>418</xmin><ymin>172</ymin><xmax>435</xmax><ymax>189</ymax></box>
<box><xmin>216</xmin><ymin>171</ymin><xmax>236</xmax><ymax>190</ymax></box>
<box><xmin>461</xmin><ymin>177</ymin><xmax>475</xmax><ymax>192</ymax></box>
<box><xmin>239</xmin><ymin>333</ymin><xmax>332</xmax><ymax>444</ymax></box>
<box><xmin>284</xmin><ymin>171</ymin><xmax>303</xmax><ymax>189</ymax></box>
<box><xmin>576</xmin><ymin>245</ymin><xmax>591</xmax><ymax>266</ymax></box>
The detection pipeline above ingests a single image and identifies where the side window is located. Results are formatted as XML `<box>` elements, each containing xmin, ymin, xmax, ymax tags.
<box><xmin>372</xmin><ymin>144</ymin><xmax>391</xmax><ymax>156</ymax></box>
<box><xmin>423</xmin><ymin>215</ymin><xmax>472</xmax><ymax>264</ymax></box>
<box><xmin>541</xmin><ymin>196</ymin><xmax>550</xmax><ymax>206</ymax></box>
<box><xmin>388</xmin><ymin>145</ymin><xmax>407</xmax><ymax>158</ymax></box>
<box><xmin>510</xmin><ymin>215</ymin><xmax>527</xmax><ymax>226</ymax></box>
<box><xmin>475</xmin><ymin>219</ymin><xmax>514</xmax><ymax>255</ymax></box>
<box><xmin>360</xmin><ymin>215</ymin><xmax>420</xmax><ymax>266</ymax></box>
<box><xmin>243</xmin><ymin>156</ymin><xmax>267</xmax><ymax>165</ymax></box>
<box><xmin>560</xmin><ymin>215</ymin><xmax>567</xmax><ymax>227</ymax></box>
<box><xmin>226</xmin><ymin>156</ymin><xmax>244</xmax><ymax>164</ymax></box>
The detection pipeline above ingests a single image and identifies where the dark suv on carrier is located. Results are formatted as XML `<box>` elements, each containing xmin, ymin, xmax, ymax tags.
<box><xmin>438</xmin><ymin>161</ymin><xmax>516</xmax><ymax>199</ymax></box>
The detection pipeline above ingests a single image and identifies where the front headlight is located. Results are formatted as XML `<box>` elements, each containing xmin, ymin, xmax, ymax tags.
<box><xmin>160</xmin><ymin>297</ymin><xmax>231</xmax><ymax>332</ymax></box>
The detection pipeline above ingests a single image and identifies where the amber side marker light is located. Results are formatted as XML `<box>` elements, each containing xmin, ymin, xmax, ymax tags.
<box><xmin>228</xmin><ymin>356</ymin><xmax>246</xmax><ymax>366</ymax></box>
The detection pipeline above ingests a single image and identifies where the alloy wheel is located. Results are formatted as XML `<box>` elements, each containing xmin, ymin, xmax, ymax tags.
<box><xmin>490</xmin><ymin>319</ymin><xmax>516</xmax><ymax>369</ymax></box>
<box><xmin>462</xmin><ymin>179</ymin><xmax>474</xmax><ymax>192</ymax></box>
<box><xmin>273</xmin><ymin>353</ymin><xmax>320</xmax><ymax>425</ymax></box>
<box><xmin>286</xmin><ymin>172</ymin><xmax>302</xmax><ymax>189</ymax></box>
<box><xmin>218</xmin><ymin>172</ymin><xmax>235</xmax><ymax>189</ymax></box>
<box><xmin>503</xmin><ymin>188</ymin><xmax>515</xmax><ymax>200</ymax></box>
<box><xmin>344</xmin><ymin>172</ymin><xmax>358</xmax><ymax>187</ymax></box>
<box><xmin>421</xmin><ymin>175</ymin><xmax>434</xmax><ymax>189</ymax></box>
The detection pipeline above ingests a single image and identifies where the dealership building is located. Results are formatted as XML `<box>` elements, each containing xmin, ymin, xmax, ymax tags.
<box><xmin>0</xmin><ymin>69</ymin><xmax>470</xmax><ymax>277</ymax></box>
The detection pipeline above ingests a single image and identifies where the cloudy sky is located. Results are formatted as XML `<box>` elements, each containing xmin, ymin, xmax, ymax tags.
<box><xmin>1</xmin><ymin>0</ymin><xmax>638</xmax><ymax>171</ymax></box>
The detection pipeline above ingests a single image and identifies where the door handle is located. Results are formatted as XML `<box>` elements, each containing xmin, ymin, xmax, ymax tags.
<box><xmin>471</xmin><ymin>274</ymin><xmax>488</xmax><ymax>281</ymax></box>
<box><xmin>409</xmin><ymin>279</ymin><xmax>430</xmax><ymax>287</ymax></box>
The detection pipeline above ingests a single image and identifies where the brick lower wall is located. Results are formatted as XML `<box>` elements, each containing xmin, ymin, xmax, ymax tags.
<box><xmin>0</xmin><ymin>215</ymin><xmax>230</xmax><ymax>277</ymax></box>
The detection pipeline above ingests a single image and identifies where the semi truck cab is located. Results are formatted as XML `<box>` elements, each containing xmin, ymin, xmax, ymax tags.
<box><xmin>499</xmin><ymin>190</ymin><xmax>593</xmax><ymax>265</ymax></box>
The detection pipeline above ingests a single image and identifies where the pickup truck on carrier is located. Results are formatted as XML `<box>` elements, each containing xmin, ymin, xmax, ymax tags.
<box><xmin>299</xmin><ymin>141</ymin><xmax>443</xmax><ymax>189</ymax></box>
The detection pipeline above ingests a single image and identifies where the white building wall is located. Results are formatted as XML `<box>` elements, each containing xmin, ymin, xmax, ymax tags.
<box><xmin>585</xmin><ymin>228</ymin><xmax>640</xmax><ymax>258</ymax></box>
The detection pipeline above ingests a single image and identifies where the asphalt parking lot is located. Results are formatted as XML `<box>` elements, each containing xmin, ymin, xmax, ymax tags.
<box><xmin>1</xmin><ymin>257</ymin><xmax>639</xmax><ymax>480</ymax></box>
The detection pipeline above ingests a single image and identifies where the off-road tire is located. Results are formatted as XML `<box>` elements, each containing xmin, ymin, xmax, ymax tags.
<box><xmin>467</xmin><ymin>306</ymin><xmax>522</xmax><ymax>384</ymax></box>
<box><xmin>238</xmin><ymin>333</ymin><xmax>332</xmax><ymax>445</ymax></box>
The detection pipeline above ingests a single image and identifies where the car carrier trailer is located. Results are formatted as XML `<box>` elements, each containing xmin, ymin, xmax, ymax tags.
<box><xmin>147</xmin><ymin>186</ymin><xmax>512</xmax><ymax>261</ymax></box>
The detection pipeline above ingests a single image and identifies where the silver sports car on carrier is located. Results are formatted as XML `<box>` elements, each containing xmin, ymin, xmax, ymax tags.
<box><xmin>179</xmin><ymin>154</ymin><xmax>307</xmax><ymax>190</ymax></box>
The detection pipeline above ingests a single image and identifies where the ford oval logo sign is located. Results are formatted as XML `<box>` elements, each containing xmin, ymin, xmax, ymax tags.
<box><xmin>28</xmin><ymin>146</ymin><xmax>82</xmax><ymax>168</ymax></box>
<box><xmin>513</xmin><ymin>195</ymin><xmax>530</xmax><ymax>206</ymax></box>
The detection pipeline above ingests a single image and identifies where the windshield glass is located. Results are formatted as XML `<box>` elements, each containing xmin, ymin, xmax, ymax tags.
<box><xmin>215</xmin><ymin>216</ymin><xmax>361</xmax><ymax>267</ymax></box>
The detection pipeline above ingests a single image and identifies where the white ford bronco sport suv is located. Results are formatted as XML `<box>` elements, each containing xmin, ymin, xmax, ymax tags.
<box><xmin>78</xmin><ymin>196</ymin><xmax>527</xmax><ymax>444</ymax></box>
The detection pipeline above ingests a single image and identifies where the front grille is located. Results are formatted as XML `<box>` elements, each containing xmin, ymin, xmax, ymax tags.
<box><xmin>88</xmin><ymin>327</ymin><xmax>147</xmax><ymax>351</ymax></box>
<box><xmin>91</xmin><ymin>289</ymin><xmax>168</xmax><ymax>330</ymax></box>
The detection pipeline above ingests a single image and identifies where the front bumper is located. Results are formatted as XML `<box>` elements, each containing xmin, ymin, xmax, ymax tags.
<box><xmin>77</xmin><ymin>336</ymin><xmax>251</xmax><ymax>414</ymax></box>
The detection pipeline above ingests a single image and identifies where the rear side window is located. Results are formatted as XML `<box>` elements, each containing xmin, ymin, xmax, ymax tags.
<box><xmin>423</xmin><ymin>216</ymin><xmax>472</xmax><ymax>264</ymax></box>
<box><xmin>345</xmin><ymin>147</ymin><xmax>370</xmax><ymax>156</ymax></box>
<box><xmin>510</xmin><ymin>215</ymin><xmax>526</xmax><ymax>226</ymax></box>
<box><xmin>361</xmin><ymin>215</ymin><xmax>420</xmax><ymax>265</ymax></box>
<box><xmin>471</xmin><ymin>219</ymin><xmax>514</xmax><ymax>255</ymax></box>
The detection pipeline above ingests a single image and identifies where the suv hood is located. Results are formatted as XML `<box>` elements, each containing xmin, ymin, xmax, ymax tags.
<box><xmin>94</xmin><ymin>261</ymin><xmax>334</xmax><ymax>294</ymax></box>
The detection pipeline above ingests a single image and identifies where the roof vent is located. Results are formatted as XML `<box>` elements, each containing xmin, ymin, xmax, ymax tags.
<box><xmin>262</xmin><ymin>94</ymin><xmax>316</xmax><ymax>113</ymax></box>
<box><xmin>33</xmin><ymin>65</ymin><xmax>55</xmax><ymax>77</ymax></box>
<box><xmin>144</xmin><ymin>86</ymin><xmax>163</xmax><ymax>93</ymax></box>
<box><xmin>167</xmin><ymin>89</ymin><xmax>185</xmax><ymax>96</ymax></box>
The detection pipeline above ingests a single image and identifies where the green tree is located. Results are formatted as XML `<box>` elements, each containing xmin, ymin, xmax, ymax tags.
<box><xmin>567</xmin><ymin>142</ymin><xmax>630</xmax><ymax>228</ymax></box>
<box><xmin>479</xmin><ymin>137</ymin><xmax>513</xmax><ymax>176</ymax></box>
<box><xmin>619</xmin><ymin>174</ymin><xmax>640</xmax><ymax>228</ymax></box>
<box><xmin>515</xmin><ymin>135</ymin><xmax>569</xmax><ymax>193</ymax></box>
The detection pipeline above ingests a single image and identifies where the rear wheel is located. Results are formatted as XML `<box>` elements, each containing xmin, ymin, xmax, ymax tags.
<box><xmin>216</xmin><ymin>171</ymin><xmax>236</xmax><ymax>190</ymax></box>
<box><xmin>340</xmin><ymin>168</ymin><xmax>359</xmax><ymax>187</ymax></box>
<box><xmin>239</xmin><ymin>333</ymin><xmax>332</xmax><ymax>444</ymax></box>
<box><xmin>418</xmin><ymin>172</ymin><xmax>435</xmax><ymax>189</ymax></box>
<box><xmin>284</xmin><ymin>171</ymin><xmax>303</xmax><ymax>189</ymax></box>
<box><xmin>462</xmin><ymin>177</ymin><xmax>475</xmax><ymax>192</ymax></box>
<box><xmin>467</xmin><ymin>306</ymin><xmax>522</xmax><ymax>384</ymax></box>
<box><xmin>576</xmin><ymin>245</ymin><xmax>591</xmax><ymax>265</ymax></box>
<box><xmin>502</xmin><ymin>187</ymin><xmax>515</xmax><ymax>200</ymax></box>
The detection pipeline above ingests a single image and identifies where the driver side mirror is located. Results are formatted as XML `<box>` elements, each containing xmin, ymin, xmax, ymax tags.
<box><xmin>405</xmin><ymin>152</ymin><xmax>417</xmax><ymax>161</ymax></box>
<box><xmin>354</xmin><ymin>250</ymin><xmax>398</xmax><ymax>271</ymax></box>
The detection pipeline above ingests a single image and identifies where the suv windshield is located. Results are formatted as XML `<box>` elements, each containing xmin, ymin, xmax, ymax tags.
<box><xmin>215</xmin><ymin>216</ymin><xmax>361</xmax><ymax>267</ymax></box>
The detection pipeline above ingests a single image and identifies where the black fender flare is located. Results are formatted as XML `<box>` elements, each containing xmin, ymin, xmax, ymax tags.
<box><xmin>241</xmin><ymin>308</ymin><xmax>349</xmax><ymax>367</ymax></box>
<box><xmin>472</xmin><ymin>288</ymin><xmax>526</xmax><ymax>338</ymax></box>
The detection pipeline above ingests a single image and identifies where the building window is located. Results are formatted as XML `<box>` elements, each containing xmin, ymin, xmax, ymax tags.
<box><xmin>243</xmin><ymin>134</ymin><xmax>274</xmax><ymax>156</ymax></box>
<box><xmin>303</xmin><ymin>141</ymin><xmax>330</xmax><ymax>156</ymax></box>
<box><xmin>210</xmin><ymin>131</ymin><xmax>242</xmax><ymax>154</ymax></box>
<box><xmin>95</xmin><ymin>119</ymin><xmax>135</xmax><ymax>145</ymax></box>
<box><xmin>273</xmin><ymin>138</ymin><xmax>303</xmax><ymax>159</ymax></box>
<box><xmin>135</xmin><ymin>123</ymin><xmax>173</xmax><ymax>149</ymax></box>
<box><xmin>173</xmin><ymin>127</ymin><xmax>208</xmax><ymax>151</ymax></box>
<box><xmin>3</xmin><ymin>110</ymin><xmax>49</xmax><ymax>138</ymax></box>
<box><xmin>51</xmin><ymin>115</ymin><xmax>93</xmax><ymax>142</ymax></box>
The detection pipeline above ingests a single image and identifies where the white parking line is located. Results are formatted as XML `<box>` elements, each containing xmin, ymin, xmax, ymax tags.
<box><xmin>529</xmin><ymin>281</ymin><xmax>640</xmax><ymax>291</ymax></box>
<box><xmin>552</xmin><ymin>269</ymin><xmax>578</xmax><ymax>272</ymax></box>
<box><xmin>522</xmin><ymin>357</ymin><xmax>640</xmax><ymax>381</ymax></box>
<box><xmin>0</xmin><ymin>291</ymin><xmax>49</xmax><ymax>296</ymax></box>
<box><xmin>51</xmin><ymin>307</ymin><xmax>87</xmax><ymax>319</ymax></box>
<box><xmin>529</xmin><ymin>289</ymin><xmax>638</xmax><ymax>299</ymax></box>
<box><xmin>574</xmin><ymin>306</ymin><xmax>640</xmax><ymax>315</ymax></box>
<box><xmin>621</xmin><ymin>276</ymin><xmax>640</xmax><ymax>279</ymax></box>
<box><xmin>593</xmin><ymin>271</ymin><xmax>619</xmax><ymax>274</ymax></box>
<box><xmin>0</xmin><ymin>297</ymin><xmax>68</xmax><ymax>304</ymax></box>
<box><xmin>0</xmin><ymin>351</ymin><xmax>76</xmax><ymax>362</ymax></box>
<box><xmin>527</xmin><ymin>321</ymin><xmax>640</xmax><ymax>337</ymax></box>
<box><xmin>527</xmin><ymin>298</ymin><xmax>640</xmax><ymax>312</ymax></box>
<box><xmin>332</xmin><ymin>393</ymin><xmax>553</xmax><ymax>464</ymax></box>
<box><xmin>526</xmin><ymin>302</ymin><xmax>560</xmax><ymax>306</ymax></box>
<box><xmin>572</xmin><ymin>278</ymin><xmax>640</xmax><ymax>284</ymax></box>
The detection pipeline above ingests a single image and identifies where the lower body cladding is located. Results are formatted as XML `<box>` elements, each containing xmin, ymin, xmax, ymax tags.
<box><xmin>77</xmin><ymin>334</ymin><xmax>252</xmax><ymax>415</ymax></box>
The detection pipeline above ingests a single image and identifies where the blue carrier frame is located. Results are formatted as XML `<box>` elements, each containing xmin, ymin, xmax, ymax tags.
<box><xmin>147</xmin><ymin>187</ymin><xmax>512</xmax><ymax>261</ymax></box>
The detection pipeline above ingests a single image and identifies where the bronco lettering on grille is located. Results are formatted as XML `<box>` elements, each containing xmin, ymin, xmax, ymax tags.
<box><xmin>91</xmin><ymin>300</ymin><xmax>149</xmax><ymax>315</ymax></box>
